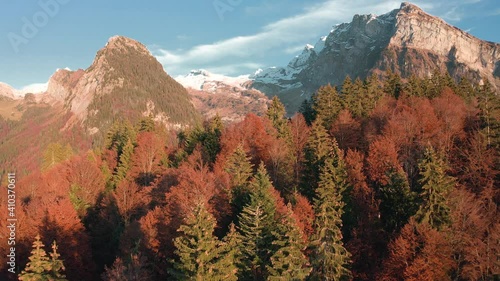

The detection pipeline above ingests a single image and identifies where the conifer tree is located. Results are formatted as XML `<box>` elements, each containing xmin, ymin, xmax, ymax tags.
<box><xmin>48</xmin><ymin>241</ymin><xmax>67</xmax><ymax>281</ymax></box>
<box><xmin>19</xmin><ymin>235</ymin><xmax>68</xmax><ymax>281</ymax></box>
<box><xmin>415</xmin><ymin>147</ymin><xmax>455</xmax><ymax>230</ymax></box>
<box><xmin>238</xmin><ymin>163</ymin><xmax>279</xmax><ymax>280</ymax></box>
<box><xmin>477</xmin><ymin>80</ymin><xmax>500</xmax><ymax>149</ymax></box>
<box><xmin>383</xmin><ymin>69</ymin><xmax>403</xmax><ymax>99</ymax></box>
<box><xmin>19</xmin><ymin>235</ymin><xmax>51</xmax><ymax>281</ymax></box>
<box><xmin>267</xmin><ymin>96</ymin><xmax>291</xmax><ymax>140</ymax></box>
<box><xmin>238</xmin><ymin>202</ymin><xmax>272</xmax><ymax>281</ymax></box>
<box><xmin>343</xmin><ymin>78</ymin><xmax>365</xmax><ymax>118</ymax></box>
<box><xmin>217</xmin><ymin>223</ymin><xmax>241</xmax><ymax>281</ymax></box>
<box><xmin>299</xmin><ymin>98</ymin><xmax>316</xmax><ymax>125</ymax></box>
<box><xmin>309</xmin><ymin>158</ymin><xmax>352</xmax><ymax>281</ymax></box>
<box><xmin>136</xmin><ymin>115</ymin><xmax>156</xmax><ymax>132</ymax></box>
<box><xmin>378</xmin><ymin>169</ymin><xmax>418</xmax><ymax>234</ymax></box>
<box><xmin>267</xmin><ymin>204</ymin><xmax>310</xmax><ymax>281</ymax></box>
<box><xmin>225</xmin><ymin>145</ymin><xmax>254</xmax><ymax>212</ymax></box>
<box><xmin>301</xmin><ymin>119</ymin><xmax>335</xmax><ymax>200</ymax></box>
<box><xmin>171</xmin><ymin>203</ymin><xmax>226</xmax><ymax>281</ymax></box>
<box><xmin>114</xmin><ymin>138</ymin><xmax>134</xmax><ymax>186</ymax></box>
<box><xmin>313</xmin><ymin>84</ymin><xmax>344</xmax><ymax>128</ymax></box>
<box><xmin>42</xmin><ymin>143</ymin><xmax>73</xmax><ymax>171</ymax></box>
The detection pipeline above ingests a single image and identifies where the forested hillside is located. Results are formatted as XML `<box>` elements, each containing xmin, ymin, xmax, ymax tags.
<box><xmin>0</xmin><ymin>71</ymin><xmax>498</xmax><ymax>280</ymax></box>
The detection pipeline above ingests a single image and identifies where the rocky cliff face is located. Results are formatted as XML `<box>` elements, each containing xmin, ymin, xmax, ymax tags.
<box><xmin>252</xmin><ymin>2</ymin><xmax>500</xmax><ymax>112</ymax></box>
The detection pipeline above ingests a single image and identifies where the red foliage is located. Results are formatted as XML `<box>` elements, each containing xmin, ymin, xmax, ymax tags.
<box><xmin>289</xmin><ymin>113</ymin><xmax>310</xmax><ymax>184</ymax></box>
<box><xmin>292</xmin><ymin>193</ymin><xmax>315</xmax><ymax>240</ymax></box>
<box><xmin>218</xmin><ymin>113</ymin><xmax>276</xmax><ymax>168</ymax></box>
<box><xmin>379</xmin><ymin>219</ymin><xmax>453</xmax><ymax>281</ymax></box>
<box><xmin>113</xmin><ymin>179</ymin><xmax>152</xmax><ymax>223</ymax></box>
<box><xmin>432</xmin><ymin>88</ymin><xmax>467</xmax><ymax>151</ymax></box>
<box><xmin>366</xmin><ymin>137</ymin><xmax>401</xmax><ymax>185</ymax></box>
<box><xmin>330</xmin><ymin>109</ymin><xmax>362</xmax><ymax>151</ymax></box>
<box><xmin>130</xmin><ymin>132</ymin><xmax>166</xmax><ymax>186</ymax></box>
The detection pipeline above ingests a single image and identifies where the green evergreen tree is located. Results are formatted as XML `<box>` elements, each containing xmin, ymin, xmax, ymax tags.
<box><xmin>203</xmin><ymin>115</ymin><xmax>224</xmax><ymax>164</ymax></box>
<box><xmin>363</xmin><ymin>73</ymin><xmax>384</xmax><ymax>115</ymax></box>
<box><xmin>42</xmin><ymin>143</ymin><xmax>73</xmax><ymax>171</ymax></box>
<box><xmin>343</xmin><ymin>78</ymin><xmax>365</xmax><ymax>118</ymax></box>
<box><xmin>267</xmin><ymin>204</ymin><xmax>310</xmax><ymax>281</ymax></box>
<box><xmin>225</xmin><ymin>145</ymin><xmax>254</xmax><ymax>212</ymax></box>
<box><xmin>477</xmin><ymin>80</ymin><xmax>500</xmax><ymax>149</ymax></box>
<box><xmin>105</xmin><ymin>120</ymin><xmax>137</xmax><ymax>155</ymax></box>
<box><xmin>313</xmin><ymin>84</ymin><xmax>344</xmax><ymax>128</ymax></box>
<box><xmin>171</xmin><ymin>203</ymin><xmax>226</xmax><ymax>281</ymax></box>
<box><xmin>19</xmin><ymin>235</ymin><xmax>68</xmax><ymax>281</ymax></box>
<box><xmin>238</xmin><ymin>163</ymin><xmax>279</xmax><ymax>280</ymax></box>
<box><xmin>218</xmin><ymin>223</ymin><xmax>242</xmax><ymax>281</ymax></box>
<box><xmin>301</xmin><ymin>119</ymin><xmax>335</xmax><ymax>200</ymax></box>
<box><xmin>309</xmin><ymin>158</ymin><xmax>352</xmax><ymax>281</ymax></box>
<box><xmin>415</xmin><ymin>147</ymin><xmax>455</xmax><ymax>230</ymax></box>
<box><xmin>383</xmin><ymin>69</ymin><xmax>403</xmax><ymax>99</ymax></box>
<box><xmin>378</xmin><ymin>169</ymin><xmax>418</xmax><ymax>234</ymax></box>
<box><xmin>267</xmin><ymin>96</ymin><xmax>291</xmax><ymax>140</ymax></box>
<box><xmin>136</xmin><ymin>115</ymin><xmax>156</xmax><ymax>132</ymax></box>
<box><xmin>238</xmin><ymin>202</ymin><xmax>272</xmax><ymax>281</ymax></box>
<box><xmin>113</xmin><ymin>138</ymin><xmax>134</xmax><ymax>186</ymax></box>
<box><xmin>48</xmin><ymin>241</ymin><xmax>67</xmax><ymax>281</ymax></box>
<box><xmin>299</xmin><ymin>98</ymin><xmax>316</xmax><ymax>125</ymax></box>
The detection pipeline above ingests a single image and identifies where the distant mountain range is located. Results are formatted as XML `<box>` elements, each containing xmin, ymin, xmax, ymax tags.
<box><xmin>1</xmin><ymin>2</ymin><xmax>499</xmax><ymax>119</ymax></box>
<box><xmin>250</xmin><ymin>2</ymin><xmax>500</xmax><ymax>111</ymax></box>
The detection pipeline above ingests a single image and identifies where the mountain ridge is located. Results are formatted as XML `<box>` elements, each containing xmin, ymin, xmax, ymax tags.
<box><xmin>251</xmin><ymin>2</ymin><xmax>500</xmax><ymax>112</ymax></box>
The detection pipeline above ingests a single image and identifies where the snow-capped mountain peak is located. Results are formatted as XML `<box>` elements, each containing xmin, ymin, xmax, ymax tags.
<box><xmin>175</xmin><ymin>69</ymin><xmax>250</xmax><ymax>92</ymax></box>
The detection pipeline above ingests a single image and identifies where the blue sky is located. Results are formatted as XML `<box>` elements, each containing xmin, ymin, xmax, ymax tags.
<box><xmin>1</xmin><ymin>0</ymin><xmax>499</xmax><ymax>89</ymax></box>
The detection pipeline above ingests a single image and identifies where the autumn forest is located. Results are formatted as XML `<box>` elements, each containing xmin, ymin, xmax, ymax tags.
<box><xmin>0</xmin><ymin>72</ymin><xmax>499</xmax><ymax>281</ymax></box>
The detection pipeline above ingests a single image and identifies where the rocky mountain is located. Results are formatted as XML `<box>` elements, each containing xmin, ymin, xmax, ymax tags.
<box><xmin>252</xmin><ymin>2</ymin><xmax>500</xmax><ymax>112</ymax></box>
<box><xmin>42</xmin><ymin>36</ymin><xmax>201</xmax><ymax>139</ymax></box>
<box><xmin>176</xmin><ymin>70</ymin><xmax>270</xmax><ymax>123</ymax></box>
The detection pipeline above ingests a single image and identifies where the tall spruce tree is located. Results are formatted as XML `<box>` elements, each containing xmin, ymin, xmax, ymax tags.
<box><xmin>238</xmin><ymin>202</ymin><xmax>272</xmax><ymax>281</ymax></box>
<box><xmin>267</xmin><ymin>204</ymin><xmax>311</xmax><ymax>281</ymax></box>
<box><xmin>238</xmin><ymin>163</ymin><xmax>279</xmax><ymax>280</ymax></box>
<box><xmin>309</xmin><ymin>158</ymin><xmax>352</xmax><ymax>281</ymax></box>
<box><xmin>267</xmin><ymin>96</ymin><xmax>292</xmax><ymax>140</ymax></box>
<box><xmin>218</xmin><ymin>224</ymin><xmax>242</xmax><ymax>281</ymax></box>
<box><xmin>415</xmin><ymin>147</ymin><xmax>455</xmax><ymax>230</ymax></box>
<box><xmin>225</xmin><ymin>145</ymin><xmax>254</xmax><ymax>216</ymax></box>
<box><xmin>48</xmin><ymin>241</ymin><xmax>67</xmax><ymax>281</ymax></box>
<box><xmin>313</xmin><ymin>84</ymin><xmax>344</xmax><ymax>128</ymax></box>
<box><xmin>301</xmin><ymin>118</ymin><xmax>335</xmax><ymax>200</ymax></box>
<box><xmin>378</xmin><ymin>169</ymin><xmax>418</xmax><ymax>234</ymax></box>
<box><xmin>171</xmin><ymin>203</ymin><xmax>227</xmax><ymax>281</ymax></box>
<box><xmin>19</xmin><ymin>235</ymin><xmax>68</xmax><ymax>281</ymax></box>
<box><xmin>113</xmin><ymin>138</ymin><xmax>134</xmax><ymax>186</ymax></box>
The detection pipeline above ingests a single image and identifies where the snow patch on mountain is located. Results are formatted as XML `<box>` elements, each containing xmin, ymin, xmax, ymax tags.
<box><xmin>252</xmin><ymin>37</ymin><xmax>327</xmax><ymax>89</ymax></box>
<box><xmin>175</xmin><ymin>69</ymin><xmax>250</xmax><ymax>92</ymax></box>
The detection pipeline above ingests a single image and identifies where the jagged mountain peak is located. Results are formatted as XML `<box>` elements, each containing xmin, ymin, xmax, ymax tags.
<box><xmin>104</xmin><ymin>35</ymin><xmax>150</xmax><ymax>55</ymax></box>
<box><xmin>252</xmin><ymin>2</ymin><xmax>500</xmax><ymax>113</ymax></box>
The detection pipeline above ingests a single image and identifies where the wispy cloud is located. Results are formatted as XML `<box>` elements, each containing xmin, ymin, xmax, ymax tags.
<box><xmin>152</xmin><ymin>0</ymin><xmax>482</xmax><ymax>76</ymax></box>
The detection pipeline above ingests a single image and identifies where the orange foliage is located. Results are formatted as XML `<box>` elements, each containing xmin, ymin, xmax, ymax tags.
<box><xmin>131</xmin><ymin>132</ymin><xmax>166</xmax><ymax>186</ymax></box>
<box><xmin>367</xmin><ymin>137</ymin><xmax>401</xmax><ymax>185</ymax></box>
<box><xmin>292</xmin><ymin>193</ymin><xmax>315</xmax><ymax>239</ymax></box>
<box><xmin>330</xmin><ymin>109</ymin><xmax>362</xmax><ymax>151</ymax></box>
<box><xmin>380</xmin><ymin>219</ymin><xmax>453</xmax><ymax>281</ymax></box>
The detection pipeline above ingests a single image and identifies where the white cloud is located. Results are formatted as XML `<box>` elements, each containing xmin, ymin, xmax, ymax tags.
<box><xmin>152</xmin><ymin>0</ymin><xmax>482</xmax><ymax>77</ymax></box>
<box><xmin>285</xmin><ymin>45</ymin><xmax>308</xmax><ymax>55</ymax></box>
